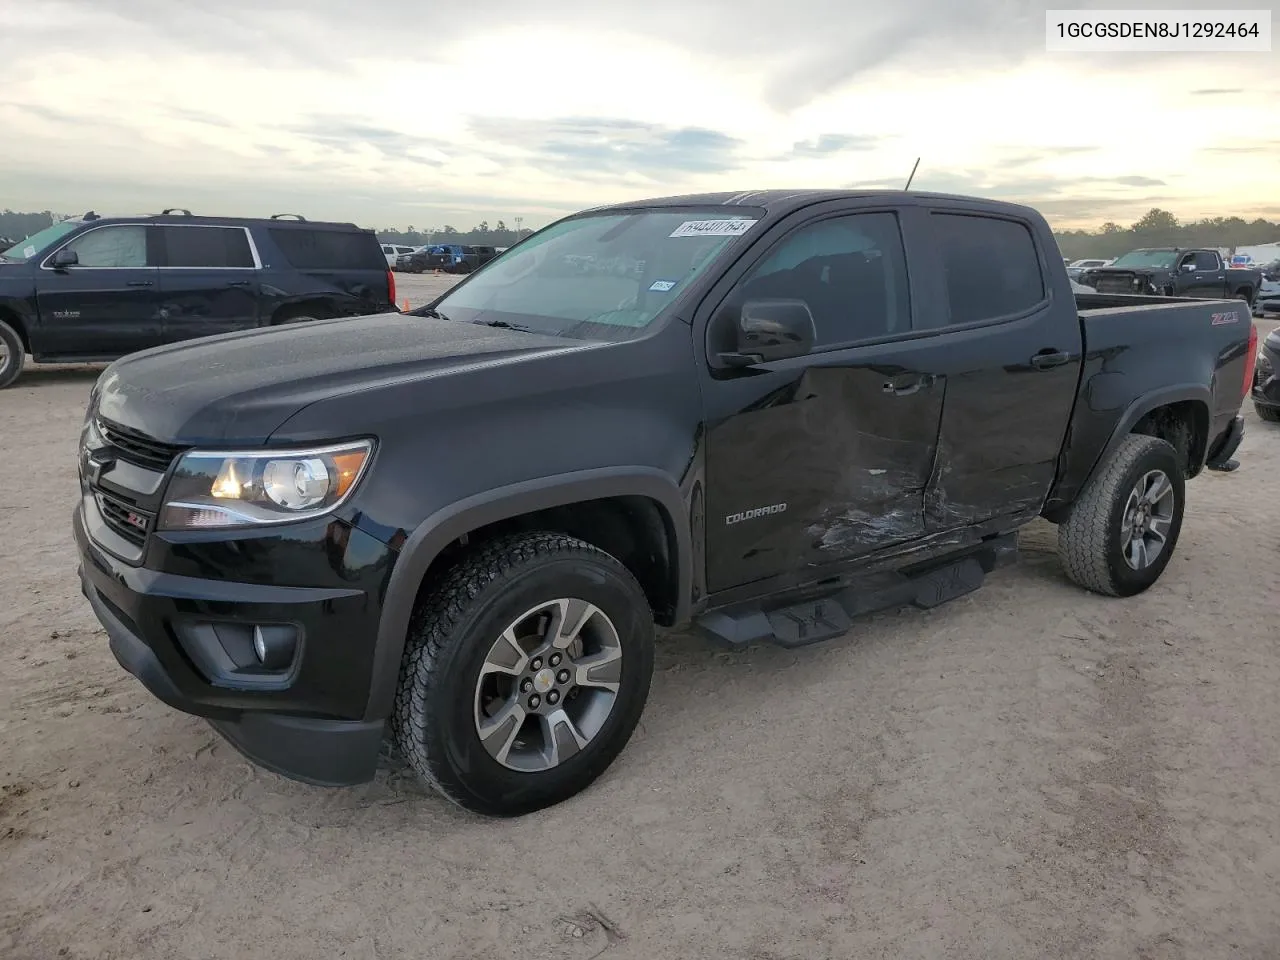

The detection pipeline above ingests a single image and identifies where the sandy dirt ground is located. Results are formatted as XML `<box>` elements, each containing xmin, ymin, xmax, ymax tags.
<box><xmin>2</xmin><ymin>294</ymin><xmax>1278</xmax><ymax>959</ymax></box>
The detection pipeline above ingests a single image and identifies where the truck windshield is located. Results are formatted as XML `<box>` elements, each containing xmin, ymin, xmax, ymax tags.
<box><xmin>1109</xmin><ymin>249</ymin><xmax>1179</xmax><ymax>269</ymax></box>
<box><xmin>0</xmin><ymin>220</ymin><xmax>80</xmax><ymax>261</ymax></box>
<box><xmin>431</xmin><ymin>208</ymin><xmax>763</xmax><ymax>341</ymax></box>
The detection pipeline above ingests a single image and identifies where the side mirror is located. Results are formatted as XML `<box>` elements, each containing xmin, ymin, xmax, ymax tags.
<box><xmin>717</xmin><ymin>298</ymin><xmax>816</xmax><ymax>367</ymax></box>
<box><xmin>51</xmin><ymin>249</ymin><xmax>79</xmax><ymax>269</ymax></box>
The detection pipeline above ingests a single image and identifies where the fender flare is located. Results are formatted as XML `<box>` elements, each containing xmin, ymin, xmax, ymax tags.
<box><xmin>1087</xmin><ymin>383</ymin><xmax>1212</xmax><ymax>490</ymax></box>
<box><xmin>363</xmin><ymin>466</ymin><xmax>693</xmax><ymax>721</ymax></box>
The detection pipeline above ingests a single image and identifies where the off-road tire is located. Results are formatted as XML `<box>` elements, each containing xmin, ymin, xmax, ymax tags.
<box><xmin>1255</xmin><ymin>402</ymin><xmax>1280</xmax><ymax>423</ymax></box>
<box><xmin>1058</xmin><ymin>434</ymin><xmax>1186</xmax><ymax>598</ymax></box>
<box><xmin>0</xmin><ymin>320</ymin><xmax>26</xmax><ymax>389</ymax></box>
<box><xmin>392</xmin><ymin>531</ymin><xmax>655</xmax><ymax>817</ymax></box>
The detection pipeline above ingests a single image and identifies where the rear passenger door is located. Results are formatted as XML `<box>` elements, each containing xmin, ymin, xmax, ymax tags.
<box><xmin>35</xmin><ymin>223</ymin><xmax>163</xmax><ymax>357</ymax></box>
<box><xmin>156</xmin><ymin>224</ymin><xmax>261</xmax><ymax>343</ymax></box>
<box><xmin>909</xmin><ymin>207</ymin><xmax>1083</xmax><ymax>530</ymax></box>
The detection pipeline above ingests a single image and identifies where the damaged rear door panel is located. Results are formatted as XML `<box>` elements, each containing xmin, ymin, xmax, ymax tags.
<box><xmin>906</xmin><ymin>204</ymin><xmax>1084</xmax><ymax>530</ymax></box>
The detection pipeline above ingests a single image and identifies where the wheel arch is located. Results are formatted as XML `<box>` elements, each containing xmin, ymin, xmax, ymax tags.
<box><xmin>0</xmin><ymin>304</ymin><xmax>31</xmax><ymax>352</ymax></box>
<box><xmin>365</xmin><ymin>466</ymin><xmax>693</xmax><ymax>721</ymax></box>
<box><xmin>1095</xmin><ymin>385</ymin><xmax>1211</xmax><ymax>483</ymax></box>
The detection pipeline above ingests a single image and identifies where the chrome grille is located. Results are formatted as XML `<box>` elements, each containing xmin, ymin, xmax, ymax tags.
<box><xmin>1093</xmin><ymin>274</ymin><xmax>1143</xmax><ymax>295</ymax></box>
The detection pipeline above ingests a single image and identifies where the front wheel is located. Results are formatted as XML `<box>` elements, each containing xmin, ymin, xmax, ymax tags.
<box><xmin>1256</xmin><ymin>402</ymin><xmax>1280</xmax><ymax>423</ymax></box>
<box><xmin>1057</xmin><ymin>434</ymin><xmax>1186</xmax><ymax>597</ymax></box>
<box><xmin>0</xmin><ymin>320</ymin><xmax>25</xmax><ymax>389</ymax></box>
<box><xmin>392</xmin><ymin>532</ymin><xmax>655</xmax><ymax>817</ymax></box>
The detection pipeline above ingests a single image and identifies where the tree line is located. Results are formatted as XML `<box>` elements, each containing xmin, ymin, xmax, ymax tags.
<box><xmin>4</xmin><ymin>207</ymin><xmax>1277</xmax><ymax>261</ymax></box>
<box><xmin>1055</xmin><ymin>208</ymin><xmax>1280</xmax><ymax>260</ymax></box>
<box><xmin>374</xmin><ymin>221</ymin><xmax>536</xmax><ymax>248</ymax></box>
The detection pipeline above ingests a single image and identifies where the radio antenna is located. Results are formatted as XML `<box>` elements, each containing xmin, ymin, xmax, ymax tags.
<box><xmin>904</xmin><ymin>157</ymin><xmax>921</xmax><ymax>191</ymax></box>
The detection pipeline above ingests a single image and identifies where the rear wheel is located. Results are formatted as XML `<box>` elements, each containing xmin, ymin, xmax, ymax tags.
<box><xmin>1058</xmin><ymin>434</ymin><xmax>1185</xmax><ymax>597</ymax></box>
<box><xmin>392</xmin><ymin>532</ymin><xmax>655</xmax><ymax>817</ymax></box>
<box><xmin>0</xmin><ymin>320</ymin><xmax>26</xmax><ymax>389</ymax></box>
<box><xmin>1256</xmin><ymin>402</ymin><xmax>1280</xmax><ymax>423</ymax></box>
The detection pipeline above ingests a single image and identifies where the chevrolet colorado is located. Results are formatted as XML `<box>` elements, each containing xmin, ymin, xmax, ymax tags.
<box><xmin>73</xmin><ymin>190</ymin><xmax>1255</xmax><ymax>817</ymax></box>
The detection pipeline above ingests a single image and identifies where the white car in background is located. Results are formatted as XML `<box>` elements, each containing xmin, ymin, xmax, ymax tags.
<box><xmin>381</xmin><ymin>243</ymin><xmax>416</xmax><ymax>268</ymax></box>
<box><xmin>1255</xmin><ymin>265</ymin><xmax>1280</xmax><ymax>316</ymax></box>
<box><xmin>1067</xmin><ymin>258</ymin><xmax>1113</xmax><ymax>282</ymax></box>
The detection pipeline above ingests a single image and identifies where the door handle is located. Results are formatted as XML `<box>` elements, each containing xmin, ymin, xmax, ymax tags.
<box><xmin>226</xmin><ymin>280</ymin><xmax>252</xmax><ymax>288</ymax></box>
<box><xmin>126</xmin><ymin>280</ymin><xmax>153</xmax><ymax>287</ymax></box>
<box><xmin>1030</xmin><ymin>350</ymin><xmax>1071</xmax><ymax>369</ymax></box>
<box><xmin>882</xmin><ymin>374</ymin><xmax>932</xmax><ymax>396</ymax></box>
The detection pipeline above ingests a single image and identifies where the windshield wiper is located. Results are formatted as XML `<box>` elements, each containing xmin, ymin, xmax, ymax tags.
<box><xmin>412</xmin><ymin>306</ymin><xmax>453</xmax><ymax>321</ymax></box>
<box><xmin>471</xmin><ymin>318</ymin><xmax>533</xmax><ymax>332</ymax></box>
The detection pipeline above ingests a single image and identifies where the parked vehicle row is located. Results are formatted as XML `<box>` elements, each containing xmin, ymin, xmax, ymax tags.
<box><xmin>0</xmin><ymin>210</ymin><xmax>396</xmax><ymax>388</ymax></box>
<box><xmin>73</xmin><ymin>188</ymin><xmax>1255</xmax><ymax>816</ymax></box>
<box><xmin>393</xmin><ymin>243</ymin><xmax>501</xmax><ymax>274</ymax></box>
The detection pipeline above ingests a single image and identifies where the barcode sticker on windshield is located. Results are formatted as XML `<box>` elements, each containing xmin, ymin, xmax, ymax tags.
<box><xmin>669</xmin><ymin>219</ymin><xmax>757</xmax><ymax>238</ymax></box>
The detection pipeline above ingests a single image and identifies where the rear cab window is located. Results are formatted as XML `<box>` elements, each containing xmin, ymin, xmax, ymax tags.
<box><xmin>928</xmin><ymin>213</ymin><xmax>1046</xmax><ymax>326</ymax></box>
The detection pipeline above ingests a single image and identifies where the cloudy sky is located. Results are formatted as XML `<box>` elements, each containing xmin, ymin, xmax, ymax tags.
<box><xmin>1</xmin><ymin>0</ymin><xmax>1277</xmax><ymax>232</ymax></box>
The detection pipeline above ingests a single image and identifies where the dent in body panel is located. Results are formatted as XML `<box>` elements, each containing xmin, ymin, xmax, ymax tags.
<box><xmin>704</xmin><ymin>364</ymin><xmax>941</xmax><ymax>589</ymax></box>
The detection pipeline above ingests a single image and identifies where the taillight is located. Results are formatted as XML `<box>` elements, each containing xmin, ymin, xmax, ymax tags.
<box><xmin>387</xmin><ymin>267</ymin><xmax>397</xmax><ymax>309</ymax></box>
<box><xmin>1243</xmin><ymin>323</ymin><xmax>1257</xmax><ymax>399</ymax></box>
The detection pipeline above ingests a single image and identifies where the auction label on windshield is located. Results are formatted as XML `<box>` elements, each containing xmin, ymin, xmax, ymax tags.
<box><xmin>669</xmin><ymin>219</ymin><xmax>758</xmax><ymax>238</ymax></box>
<box><xmin>1046</xmin><ymin>10</ymin><xmax>1271</xmax><ymax>50</ymax></box>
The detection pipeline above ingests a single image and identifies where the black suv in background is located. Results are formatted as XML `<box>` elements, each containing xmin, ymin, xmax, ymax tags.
<box><xmin>0</xmin><ymin>210</ymin><xmax>396</xmax><ymax>388</ymax></box>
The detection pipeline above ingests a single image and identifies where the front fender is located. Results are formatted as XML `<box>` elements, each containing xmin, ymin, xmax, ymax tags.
<box><xmin>363</xmin><ymin>465</ymin><xmax>692</xmax><ymax>722</ymax></box>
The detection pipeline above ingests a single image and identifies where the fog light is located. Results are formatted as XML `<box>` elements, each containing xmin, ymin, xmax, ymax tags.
<box><xmin>251</xmin><ymin>625</ymin><xmax>296</xmax><ymax>671</ymax></box>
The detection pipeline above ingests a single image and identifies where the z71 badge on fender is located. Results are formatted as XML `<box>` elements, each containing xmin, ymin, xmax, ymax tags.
<box><xmin>1211</xmin><ymin>311</ymin><xmax>1239</xmax><ymax>325</ymax></box>
<box><xmin>725</xmin><ymin>503</ymin><xmax>788</xmax><ymax>525</ymax></box>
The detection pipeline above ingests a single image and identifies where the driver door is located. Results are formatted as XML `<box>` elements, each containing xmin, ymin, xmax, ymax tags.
<box><xmin>1181</xmin><ymin>250</ymin><xmax>1227</xmax><ymax>298</ymax></box>
<box><xmin>36</xmin><ymin>223</ymin><xmax>163</xmax><ymax>357</ymax></box>
<box><xmin>699</xmin><ymin>207</ymin><xmax>944</xmax><ymax>593</ymax></box>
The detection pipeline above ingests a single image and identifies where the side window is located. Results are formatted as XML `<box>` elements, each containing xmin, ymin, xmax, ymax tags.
<box><xmin>736</xmin><ymin>212</ymin><xmax>911</xmax><ymax>346</ymax></box>
<box><xmin>931</xmin><ymin>213</ymin><xmax>1045</xmax><ymax>326</ymax></box>
<box><xmin>62</xmin><ymin>225</ymin><xmax>149</xmax><ymax>268</ymax></box>
<box><xmin>381</xmin><ymin>245</ymin><xmax>393</xmax><ymax>254</ymax></box>
<box><xmin>1193</xmin><ymin>251</ymin><xmax>1219</xmax><ymax>271</ymax></box>
<box><xmin>161</xmin><ymin>227</ymin><xmax>254</xmax><ymax>268</ymax></box>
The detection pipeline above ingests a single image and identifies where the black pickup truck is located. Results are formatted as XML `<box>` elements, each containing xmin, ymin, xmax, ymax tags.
<box><xmin>1078</xmin><ymin>246</ymin><xmax>1261</xmax><ymax>305</ymax></box>
<box><xmin>72</xmin><ymin>190</ymin><xmax>1255</xmax><ymax>817</ymax></box>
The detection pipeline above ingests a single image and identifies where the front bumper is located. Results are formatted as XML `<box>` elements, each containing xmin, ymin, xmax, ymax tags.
<box><xmin>73</xmin><ymin>501</ymin><xmax>395</xmax><ymax>786</ymax></box>
<box><xmin>1253</xmin><ymin>352</ymin><xmax>1279</xmax><ymax>408</ymax></box>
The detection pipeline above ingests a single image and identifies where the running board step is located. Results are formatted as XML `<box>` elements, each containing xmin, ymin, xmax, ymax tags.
<box><xmin>695</xmin><ymin>539</ymin><xmax>1012</xmax><ymax>650</ymax></box>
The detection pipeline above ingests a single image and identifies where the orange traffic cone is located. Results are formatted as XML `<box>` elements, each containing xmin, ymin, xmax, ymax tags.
<box><xmin>402</xmin><ymin>298</ymin><xmax>410</xmax><ymax>311</ymax></box>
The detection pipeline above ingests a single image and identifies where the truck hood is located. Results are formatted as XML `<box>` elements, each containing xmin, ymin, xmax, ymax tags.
<box><xmin>1087</xmin><ymin>266</ymin><xmax>1170</xmax><ymax>276</ymax></box>
<box><xmin>94</xmin><ymin>311</ymin><xmax>589</xmax><ymax>444</ymax></box>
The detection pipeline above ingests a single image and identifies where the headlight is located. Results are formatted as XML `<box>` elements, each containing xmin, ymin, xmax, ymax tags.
<box><xmin>158</xmin><ymin>439</ymin><xmax>373</xmax><ymax>530</ymax></box>
<box><xmin>1259</xmin><ymin>349</ymin><xmax>1273</xmax><ymax>374</ymax></box>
